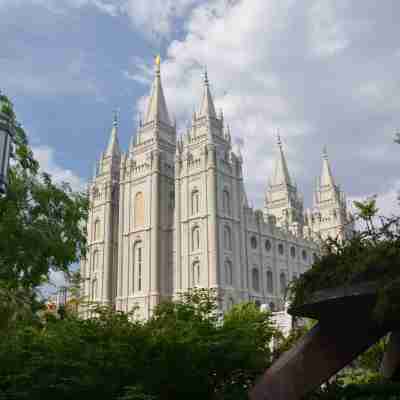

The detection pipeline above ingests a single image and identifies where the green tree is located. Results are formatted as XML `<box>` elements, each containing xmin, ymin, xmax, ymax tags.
<box><xmin>0</xmin><ymin>93</ymin><xmax>88</xmax><ymax>328</ymax></box>
<box><xmin>0</xmin><ymin>289</ymin><xmax>278</xmax><ymax>400</ymax></box>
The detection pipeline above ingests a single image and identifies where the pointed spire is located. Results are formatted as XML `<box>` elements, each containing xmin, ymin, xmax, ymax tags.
<box><xmin>144</xmin><ymin>55</ymin><xmax>171</xmax><ymax>126</ymax></box>
<box><xmin>198</xmin><ymin>68</ymin><xmax>217</xmax><ymax>119</ymax></box>
<box><xmin>320</xmin><ymin>146</ymin><xmax>335</xmax><ymax>187</ymax></box>
<box><xmin>271</xmin><ymin>133</ymin><xmax>291</xmax><ymax>186</ymax></box>
<box><xmin>105</xmin><ymin>110</ymin><xmax>121</xmax><ymax>157</ymax></box>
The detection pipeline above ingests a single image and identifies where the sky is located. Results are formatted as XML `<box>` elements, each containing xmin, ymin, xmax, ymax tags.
<box><xmin>2</xmin><ymin>0</ymin><xmax>400</xmax><ymax>288</ymax></box>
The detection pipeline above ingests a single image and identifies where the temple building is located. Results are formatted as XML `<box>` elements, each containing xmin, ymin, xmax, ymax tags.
<box><xmin>80</xmin><ymin>59</ymin><xmax>354</xmax><ymax>320</ymax></box>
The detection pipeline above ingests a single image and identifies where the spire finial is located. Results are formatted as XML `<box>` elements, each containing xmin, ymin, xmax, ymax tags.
<box><xmin>155</xmin><ymin>54</ymin><xmax>161</xmax><ymax>76</ymax></box>
<box><xmin>113</xmin><ymin>109</ymin><xmax>119</xmax><ymax>128</ymax></box>
<box><xmin>322</xmin><ymin>145</ymin><xmax>328</xmax><ymax>160</ymax></box>
<box><xmin>204</xmin><ymin>67</ymin><xmax>209</xmax><ymax>86</ymax></box>
<box><xmin>277</xmin><ymin>130</ymin><xmax>281</xmax><ymax>146</ymax></box>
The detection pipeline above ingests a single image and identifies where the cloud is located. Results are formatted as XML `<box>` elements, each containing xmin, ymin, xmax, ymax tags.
<box><xmin>123</xmin><ymin>0</ymin><xmax>201</xmax><ymax>40</ymax></box>
<box><xmin>33</xmin><ymin>146</ymin><xmax>86</xmax><ymax>191</ymax></box>
<box><xmin>128</xmin><ymin>0</ymin><xmax>400</xmax><ymax>209</ymax></box>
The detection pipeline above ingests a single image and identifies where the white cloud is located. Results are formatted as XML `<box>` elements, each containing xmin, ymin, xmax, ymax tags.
<box><xmin>307</xmin><ymin>1</ymin><xmax>349</xmax><ymax>57</ymax></box>
<box><xmin>128</xmin><ymin>0</ymin><xmax>400</xmax><ymax>210</ymax></box>
<box><xmin>33</xmin><ymin>145</ymin><xmax>86</xmax><ymax>191</ymax></box>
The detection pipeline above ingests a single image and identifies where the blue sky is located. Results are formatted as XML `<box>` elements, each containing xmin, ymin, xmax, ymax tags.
<box><xmin>3</xmin><ymin>1</ymin><xmax>400</xmax><ymax>248</ymax></box>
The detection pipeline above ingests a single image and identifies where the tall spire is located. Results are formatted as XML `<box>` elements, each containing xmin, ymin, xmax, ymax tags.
<box><xmin>198</xmin><ymin>69</ymin><xmax>217</xmax><ymax>119</ymax></box>
<box><xmin>105</xmin><ymin>110</ymin><xmax>121</xmax><ymax>157</ymax></box>
<box><xmin>320</xmin><ymin>146</ymin><xmax>335</xmax><ymax>187</ymax></box>
<box><xmin>271</xmin><ymin>133</ymin><xmax>291</xmax><ymax>186</ymax></box>
<box><xmin>143</xmin><ymin>55</ymin><xmax>171</xmax><ymax>126</ymax></box>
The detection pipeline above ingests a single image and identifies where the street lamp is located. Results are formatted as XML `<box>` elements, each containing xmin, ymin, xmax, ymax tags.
<box><xmin>0</xmin><ymin>93</ymin><xmax>15</xmax><ymax>194</ymax></box>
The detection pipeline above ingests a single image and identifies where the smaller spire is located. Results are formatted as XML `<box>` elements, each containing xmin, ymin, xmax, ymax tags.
<box><xmin>320</xmin><ymin>146</ymin><xmax>335</xmax><ymax>187</ymax></box>
<box><xmin>271</xmin><ymin>133</ymin><xmax>291</xmax><ymax>186</ymax></box>
<box><xmin>105</xmin><ymin>111</ymin><xmax>121</xmax><ymax>157</ymax></box>
<box><xmin>198</xmin><ymin>68</ymin><xmax>217</xmax><ymax>119</ymax></box>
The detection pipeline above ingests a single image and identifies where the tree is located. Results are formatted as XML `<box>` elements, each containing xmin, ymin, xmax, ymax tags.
<box><xmin>0</xmin><ymin>93</ymin><xmax>88</xmax><ymax>328</ymax></box>
<box><xmin>0</xmin><ymin>289</ymin><xmax>278</xmax><ymax>400</ymax></box>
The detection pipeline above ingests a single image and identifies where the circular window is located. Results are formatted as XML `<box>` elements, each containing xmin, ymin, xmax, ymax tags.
<box><xmin>250</xmin><ymin>236</ymin><xmax>257</xmax><ymax>249</ymax></box>
<box><xmin>302</xmin><ymin>250</ymin><xmax>307</xmax><ymax>261</ymax></box>
<box><xmin>265</xmin><ymin>239</ymin><xmax>271</xmax><ymax>251</ymax></box>
<box><xmin>278</xmin><ymin>243</ymin><xmax>284</xmax><ymax>255</ymax></box>
<box><xmin>290</xmin><ymin>246</ymin><xmax>296</xmax><ymax>258</ymax></box>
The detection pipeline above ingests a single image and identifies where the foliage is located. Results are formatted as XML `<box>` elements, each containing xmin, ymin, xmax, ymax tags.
<box><xmin>304</xmin><ymin>380</ymin><xmax>400</xmax><ymax>399</ymax></box>
<box><xmin>289</xmin><ymin>197</ymin><xmax>400</xmax><ymax>321</ymax></box>
<box><xmin>0</xmin><ymin>289</ymin><xmax>277</xmax><ymax>400</ymax></box>
<box><xmin>0</xmin><ymin>93</ymin><xmax>88</xmax><ymax>295</ymax></box>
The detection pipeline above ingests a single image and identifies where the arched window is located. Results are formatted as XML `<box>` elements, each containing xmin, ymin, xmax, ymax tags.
<box><xmin>225</xmin><ymin>260</ymin><xmax>233</xmax><ymax>285</ymax></box>
<box><xmin>192</xmin><ymin>226</ymin><xmax>200</xmax><ymax>251</ymax></box>
<box><xmin>92</xmin><ymin>250</ymin><xmax>99</xmax><ymax>273</ymax></box>
<box><xmin>252</xmin><ymin>267</ymin><xmax>260</xmax><ymax>292</ymax></box>
<box><xmin>278</xmin><ymin>243</ymin><xmax>284</xmax><ymax>255</ymax></box>
<box><xmin>250</xmin><ymin>236</ymin><xmax>258</xmax><ymax>249</ymax></box>
<box><xmin>280</xmin><ymin>272</ymin><xmax>287</xmax><ymax>295</ymax></box>
<box><xmin>191</xmin><ymin>189</ymin><xmax>200</xmax><ymax>215</ymax></box>
<box><xmin>302</xmin><ymin>249</ymin><xmax>307</xmax><ymax>261</ymax></box>
<box><xmin>290</xmin><ymin>246</ymin><xmax>296</xmax><ymax>258</ymax></box>
<box><xmin>93</xmin><ymin>219</ymin><xmax>101</xmax><ymax>241</ymax></box>
<box><xmin>192</xmin><ymin>261</ymin><xmax>200</xmax><ymax>286</ymax></box>
<box><xmin>223</xmin><ymin>189</ymin><xmax>231</xmax><ymax>215</ymax></box>
<box><xmin>266</xmin><ymin>270</ymin><xmax>273</xmax><ymax>293</ymax></box>
<box><xmin>133</xmin><ymin>241</ymin><xmax>143</xmax><ymax>292</ymax></box>
<box><xmin>134</xmin><ymin>192</ymin><xmax>145</xmax><ymax>227</ymax></box>
<box><xmin>224</xmin><ymin>225</ymin><xmax>232</xmax><ymax>250</ymax></box>
<box><xmin>91</xmin><ymin>279</ymin><xmax>98</xmax><ymax>300</ymax></box>
<box><xmin>265</xmin><ymin>239</ymin><xmax>271</xmax><ymax>251</ymax></box>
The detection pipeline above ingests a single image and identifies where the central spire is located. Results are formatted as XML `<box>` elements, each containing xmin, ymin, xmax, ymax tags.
<box><xmin>143</xmin><ymin>55</ymin><xmax>171</xmax><ymax>126</ymax></box>
<box><xmin>198</xmin><ymin>69</ymin><xmax>217</xmax><ymax>119</ymax></box>
<box><xmin>271</xmin><ymin>133</ymin><xmax>291</xmax><ymax>186</ymax></box>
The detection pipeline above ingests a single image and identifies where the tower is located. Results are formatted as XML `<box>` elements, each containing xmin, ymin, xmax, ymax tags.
<box><xmin>307</xmin><ymin>147</ymin><xmax>354</xmax><ymax>242</ymax></box>
<box><xmin>81</xmin><ymin>112</ymin><xmax>121</xmax><ymax>307</ymax></box>
<box><xmin>174</xmin><ymin>71</ymin><xmax>246</xmax><ymax>307</ymax></box>
<box><xmin>115</xmin><ymin>57</ymin><xmax>176</xmax><ymax>319</ymax></box>
<box><xmin>264</xmin><ymin>135</ymin><xmax>304</xmax><ymax>236</ymax></box>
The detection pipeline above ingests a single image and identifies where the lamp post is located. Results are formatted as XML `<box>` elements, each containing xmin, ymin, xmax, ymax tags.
<box><xmin>0</xmin><ymin>92</ymin><xmax>15</xmax><ymax>194</ymax></box>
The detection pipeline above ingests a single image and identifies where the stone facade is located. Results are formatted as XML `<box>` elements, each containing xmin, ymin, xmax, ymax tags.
<box><xmin>80</xmin><ymin>62</ymin><xmax>354</xmax><ymax>320</ymax></box>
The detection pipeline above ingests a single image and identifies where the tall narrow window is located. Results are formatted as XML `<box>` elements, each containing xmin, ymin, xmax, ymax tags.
<box><xmin>191</xmin><ymin>190</ymin><xmax>200</xmax><ymax>215</ymax></box>
<box><xmin>192</xmin><ymin>261</ymin><xmax>200</xmax><ymax>286</ymax></box>
<box><xmin>266</xmin><ymin>270</ymin><xmax>273</xmax><ymax>293</ymax></box>
<box><xmin>91</xmin><ymin>279</ymin><xmax>98</xmax><ymax>300</ymax></box>
<box><xmin>93</xmin><ymin>219</ymin><xmax>100</xmax><ymax>241</ymax></box>
<box><xmin>252</xmin><ymin>267</ymin><xmax>260</xmax><ymax>292</ymax></box>
<box><xmin>225</xmin><ymin>260</ymin><xmax>233</xmax><ymax>285</ymax></box>
<box><xmin>133</xmin><ymin>242</ymin><xmax>143</xmax><ymax>292</ymax></box>
<box><xmin>134</xmin><ymin>192</ymin><xmax>145</xmax><ymax>227</ymax></box>
<box><xmin>223</xmin><ymin>189</ymin><xmax>231</xmax><ymax>215</ymax></box>
<box><xmin>280</xmin><ymin>272</ymin><xmax>287</xmax><ymax>295</ymax></box>
<box><xmin>224</xmin><ymin>225</ymin><xmax>232</xmax><ymax>250</ymax></box>
<box><xmin>92</xmin><ymin>250</ymin><xmax>99</xmax><ymax>273</ymax></box>
<box><xmin>192</xmin><ymin>226</ymin><xmax>200</xmax><ymax>251</ymax></box>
